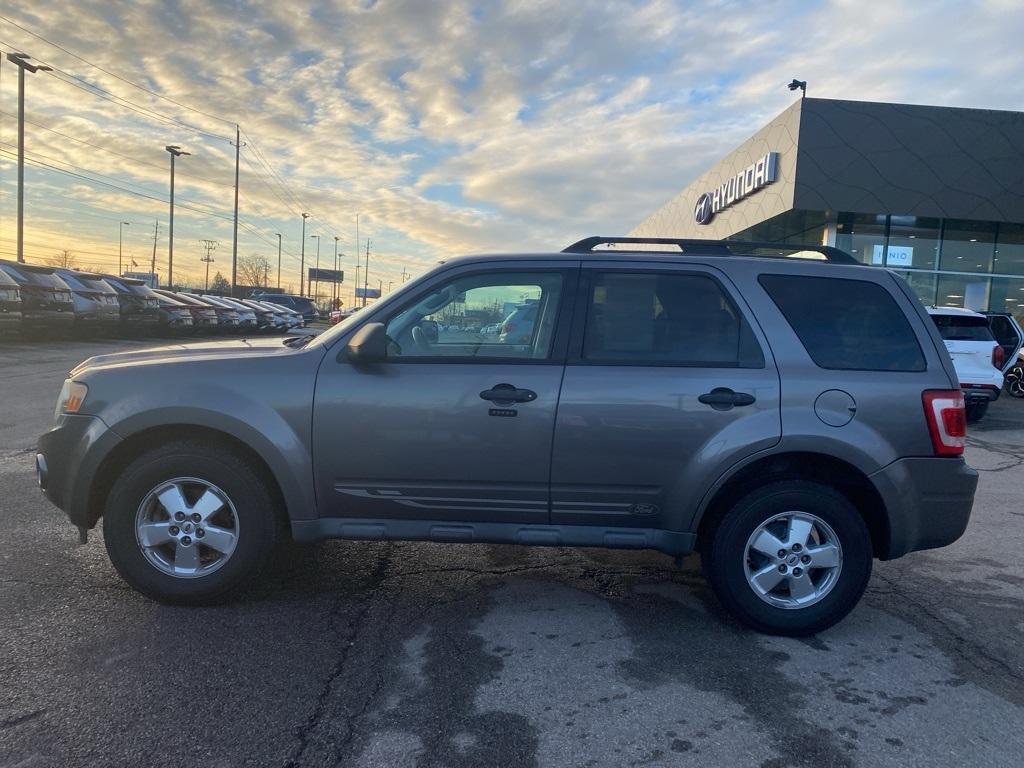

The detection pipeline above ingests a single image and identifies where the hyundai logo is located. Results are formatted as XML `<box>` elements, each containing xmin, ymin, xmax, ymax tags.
<box><xmin>694</xmin><ymin>193</ymin><xmax>713</xmax><ymax>225</ymax></box>
<box><xmin>693</xmin><ymin>151</ymin><xmax>779</xmax><ymax>225</ymax></box>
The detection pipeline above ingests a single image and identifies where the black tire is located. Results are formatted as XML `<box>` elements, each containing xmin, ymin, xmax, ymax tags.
<box><xmin>102</xmin><ymin>440</ymin><xmax>279</xmax><ymax>605</ymax></box>
<box><xmin>965</xmin><ymin>401</ymin><xmax>988</xmax><ymax>423</ymax></box>
<box><xmin>703</xmin><ymin>481</ymin><xmax>872</xmax><ymax>636</ymax></box>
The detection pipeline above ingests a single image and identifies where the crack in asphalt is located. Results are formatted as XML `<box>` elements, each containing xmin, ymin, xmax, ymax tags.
<box><xmin>871</xmin><ymin>569</ymin><xmax>1024</xmax><ymax>705</ymax></box>
<box><xmin>283</xmin><ymin>543</ymin><xmax>394</xmax><ymax>768</ymax></box>
<box><xmin>0</xmin><ymin>709</ymin><xmax>47</xmax><ymax>729</ymax></box>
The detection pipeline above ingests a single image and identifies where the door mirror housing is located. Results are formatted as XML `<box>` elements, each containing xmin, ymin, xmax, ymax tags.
<box><xmin>345</xmin><ymin>322</ymin><xmax>388</xmax><ymax>362</ymax></box>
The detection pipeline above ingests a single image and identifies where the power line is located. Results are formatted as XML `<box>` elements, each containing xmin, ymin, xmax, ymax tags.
<box><xmin>0</xmin><ymin>13</ymin><xmax>236</xmax><ymax>127</ymax></box>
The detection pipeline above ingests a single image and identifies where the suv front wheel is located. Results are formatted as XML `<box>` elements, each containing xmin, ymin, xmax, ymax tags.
<box><xmin>102</xmin><ymin>440</ymin><xmax>279</xmax><ymax>604</ymax></box>
<box><xmin>704</xmin><ymin>481</ymin><xmax>872</xmax><ymax>636</ymax></box>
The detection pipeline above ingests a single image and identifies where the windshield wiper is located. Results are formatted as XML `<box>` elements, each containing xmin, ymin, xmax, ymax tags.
<box><xmin>282</xmin><ymin>334</ymin><xmax>314</xmax><ymax>348</ymax></box>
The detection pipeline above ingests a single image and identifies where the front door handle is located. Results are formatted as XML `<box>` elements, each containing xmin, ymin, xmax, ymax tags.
<box><xmin>698</xmin><ymin>387</ymin><xmax>756</xmax><ymax>411</ymax></box>
<box><xmin>480</xmin><ymin>383</ymin><xmax>537</xmax><ymax>404</ymax></box>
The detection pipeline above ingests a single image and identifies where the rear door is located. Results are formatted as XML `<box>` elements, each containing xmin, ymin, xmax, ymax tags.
<box><xmin>549</xmin><ymin>261</ymin><xmax>780</xmax><ymax>531</ymax></box>
<box><xmin>984</xmin><ymin>313</ymin><xmax>1024</xmax><ymax>373</ymax></box>
<box><xmin>931</xmin><ymin>312</ymin><xmax>1000</xmax><ymax>379</ymax></box>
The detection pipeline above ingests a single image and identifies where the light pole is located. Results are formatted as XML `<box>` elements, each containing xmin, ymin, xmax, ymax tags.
<box><xmin>299</xmin><ymin>213</ymin><xmax>310</xmax><ymax>296</ymax></box>
<box><xmin>6</xmin><ymin>53</ymin><xmax>52</xmax><ymax>263</ymax></box>
<box><xmin>310</xmin><ymin>234</ymin><xmax>320</xmax><ymax>307</ymax></box>
<box><xmin>275</xmin><ymin>233</ymin><xmax>282</xmax><ymax>289</ymax></box>
<box><xmin>333</xmin><ymin>236</ymin><xmax>340</xmax><ymax>309</ymax></box>
<box><xmin>165</xmin><ymin>145</ymin><xmax>190</xmax><ymax>287</ymax></box>
<box><xmin>118</xmin><ymin>221</ymin><xmax>130</xmax><ymax>275</ymax></box>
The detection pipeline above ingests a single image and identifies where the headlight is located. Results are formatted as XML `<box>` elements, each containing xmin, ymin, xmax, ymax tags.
<box><xmin>55</xmin><ymin>379</ymin><xmax>88</xmax><ymax>418</ymax></box>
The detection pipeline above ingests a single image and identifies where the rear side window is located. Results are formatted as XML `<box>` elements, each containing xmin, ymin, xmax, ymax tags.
<box><xmin>930</xmin><ymin>314</ymin><xmax>994</xmax><ymax>342</ymax></box>
<box><xmin>582</xmin><ymin>271</ymin><xmax>764</xmax><ymax>367</ymax></box>
<box><xmin>759</xmin><ymin>274</ymin><xmax>925</xmax><ymax>371</ymax></box>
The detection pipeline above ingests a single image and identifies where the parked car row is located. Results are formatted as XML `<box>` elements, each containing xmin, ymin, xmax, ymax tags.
<box><xmin>927</xmin><ymin>307</ymin><xmax>1024</xmax><ymax>421</ymax></box>
<box><xmin>0</xmin><ymin>260</ymin><xmax>306</xmax><ymax>338</ymax></box>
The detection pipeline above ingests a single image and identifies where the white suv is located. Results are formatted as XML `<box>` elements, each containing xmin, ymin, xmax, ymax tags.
<box><xmin>927</xmin><ymin>307</ymin><xmax>1004</xmax><ymax>422</ymax></box>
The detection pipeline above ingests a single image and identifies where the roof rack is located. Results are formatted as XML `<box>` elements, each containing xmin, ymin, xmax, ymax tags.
<box><xmin>561</xmin><ymin>236</ymin><xmax>859</xmax><ymax>265</ymax></box>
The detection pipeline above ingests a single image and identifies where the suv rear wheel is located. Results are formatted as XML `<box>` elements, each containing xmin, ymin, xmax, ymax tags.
<box><xmin>704</xmin><ymin>481</ymin><xmax>872</xmax><ymax>636</ymax></box>
<box><xmin>102</xmin><ymin>441</ymin><xmax>279</xmax><ymax>604</ymax></box>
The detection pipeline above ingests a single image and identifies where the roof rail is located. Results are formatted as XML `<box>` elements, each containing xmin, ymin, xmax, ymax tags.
<box><xmin>561</xmin><ymin>236</ymin><xmax>859</xmax><ymax>265</ymax></box>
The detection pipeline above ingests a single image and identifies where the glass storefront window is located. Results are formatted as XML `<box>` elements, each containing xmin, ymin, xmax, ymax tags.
<box><xmin>989</xmin><ymin>277</ymin><xmax>1024</xmax><ymax>325</ymax></box>
<box><xmin>835</xmin><ymin>213</ymin><xmax>887</xmax><ymax>265</ymax></box>
<box><xmin>939</xmin><ymin>219</ymin><xmax>997</xmax><ymax>274</ymax></box>
<box><xmin>887</xmin><ymin>216</ymin><xmax>939</xmax><ymax>270</ymax></box>
<box><xmin>995</xmin><ymin>224</ymin><xmax>1024</xmax><ymax>277</ymax></box>
<box><xmin>935</xmin><ymin>273</ymin><xmax>990</xmax><ymax>310</ymax></box>
<box><xmin>892</xmin><ymin>270</ymin><xmax>937</xmax><ymax>306</ymax></box>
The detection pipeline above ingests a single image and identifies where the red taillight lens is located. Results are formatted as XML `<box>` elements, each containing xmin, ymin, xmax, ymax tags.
<box><xmin>992</xmin><ymin>344</ymin><xmax>1005</xmax><ymax>369</ymax></box>
<box><xmin>502</xmin><ymin>322</ymin><xmax>512</xmax><ymax>334</ymax></box>
<box><xmin>922</xmin><ymin>390</ymin><xmax>966</xmax><ymax>456</ymax></box>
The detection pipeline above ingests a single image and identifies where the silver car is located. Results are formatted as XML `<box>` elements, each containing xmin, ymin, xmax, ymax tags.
<box><xmin>36</xmin><ymin>237</ymin><xmax>978</xmax><ymax>635</ymax></box>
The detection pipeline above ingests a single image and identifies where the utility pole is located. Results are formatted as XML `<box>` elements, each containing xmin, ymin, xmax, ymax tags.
<box><xmin>199</xmin><ymin>239</ymin><xmax>218</xmax><ymax>291</ymax></box>
<box><xmin>355</xmin><ymin>213</ymin><xmax>360</xmax><ymax>300</ymax></box>
<box><xmin>6</xmin><ymin>53</ymin><xmax>52</xmax><ymax>263</ymax></box>
<box><xmin>401</xmin><ymin>267</ymin><xmax>409</xmax><ymax>283</ymax></box>
<box><xmin>333</xmin><ymin>236</ymin><xmax>340</xmax><ymax>308</ymax></box>
<box><xmin>231</xmin><ymin>125</ymin><xmax>244</xmax><ymax>295</ymax></box>
<box><xmin>363</xmin><ymin>238</ymin><xmax>370</xmax><ymax>307</ymax></box>
<box><xmin>311</xmin><ymin>234</ymin><xmax>320</xmax><ymax>306</ymax></box>
<box><xmin>150</xmin><ymin>219</ymin><xmax>160</xmax><ymax>277</ymax></box>
<box><xmin>300</xmin><ymin>213</ymin><xmax>310</xmax><ymax>296</ymax></box>
<box><xmin>275</xmin><ymin>233</ymin><xmax>282</xmax><ymax>290</ymax></box>
<box><xmin>164</xmin><ymin>145</ymin><xmax>190</xmax><ymax>287</ymax></box>
<box><xmin>118</xmin><ymin>221</ymin><xmax>130</xmax><ymax>275</ymax></box>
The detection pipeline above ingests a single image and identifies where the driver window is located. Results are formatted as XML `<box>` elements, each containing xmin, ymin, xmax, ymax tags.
<box><xmin>385</xmin><ymin>271</ymin><xmax>564</xmax><ymax>359</ymax></box>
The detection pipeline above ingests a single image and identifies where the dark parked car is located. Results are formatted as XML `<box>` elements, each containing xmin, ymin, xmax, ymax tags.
<box><xmin>0</xmin><ymin>267</ymin><xmax>23</xmax><ymax>333</ymax></box>
<box><xmin>258</xmin><ymin>293</ymin><xmax>318</xmax><ymax>324</ymax></box>
<box><xmin>155</xmin><ymin>294</ymin><xmax>195</xmax><ymax>335</ymax></box>
<box><xmin>100</xmin><ymin>275</ymin><xmax>160</xmax><ymax>333</ymax></box>
<box><xmin>54</xmin><ymin>270</ymin><xmax>121</xmax><ymax>333</ymax></box>
<box><xmin>38</xmin><ymin>237</ymin><xmax>978</xmax><ymax>636</ymax></box>
<box><xmin>206</xmin><ymin>296</ymin><xmax>258</xmax><ymax>330</ymax></box>
<box><xmin>189</xmin><ymin>294</ymin><xmax>242</xmax><ymax>330</ymax></box>
<box><xmin>0</xmin><ymin>260</ymin><xmax>74</xmax><ymax>334</ymax></box>
<box><xmin>153</xmin><ymin>290</ymin><xmax>219</xmax><ymax>333</ymax></box>
<box><xmin>237</xmin><ymin>298</ymin><xmax>280</xmax><ymax>332</ymax></box>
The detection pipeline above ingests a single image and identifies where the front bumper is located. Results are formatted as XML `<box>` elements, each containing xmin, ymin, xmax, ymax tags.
<box><xmin>37</xmin><ymin>414</ymin><xmax>122</xmax><ymax>529</ymax></box>
<box><xmin>869</xmin><ymin>457</ymin><xmax>978</xmax><ymax>559</ymax></box>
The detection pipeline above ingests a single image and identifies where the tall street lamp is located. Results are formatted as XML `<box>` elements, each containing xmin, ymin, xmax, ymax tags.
<box><xmin>6</xmin><ymin>53</ymin><xmax>52</xmax><ymax>263</ymax></box>
<box><xmin>118</xmin><ymin>221</ymin><xmax>130</xmax><ymax>275</ymax></box>
<box><xmin>333</xmin><ymin>235</ymin><xmax>340</xmax><ymax>308</ymax></box>
<box><xmin>165</xmin><ymin>145</ymin><xmax>190</xmax><ymax>287</ymax></box>
<box><xmin>275</xmin><ymin>233</ymin><xmax>282</xmax><ymax>290</ymax></box>
<box><xmin>300</xmin><ymin>213</ymin><xmax>310</xmax><ymax>296</ymax></box>
<box><xmin>310</xmin><ymin>234</ymin><xmax>320</xmax><ymax>305</ymax></box>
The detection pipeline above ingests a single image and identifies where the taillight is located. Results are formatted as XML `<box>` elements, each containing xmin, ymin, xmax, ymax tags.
<box><xmin>992</xmin><ymin>344</ymin><xmax>1005</xmax><ymax>369</ymax></box>
<box><xmin>922</xmin><ymin>390</ymin><xmax>966</xmax><ymax>456</ymax></box>
<box><xmin>502</xmin><ymin>322</ymin><xmax>512</xmax><ymax>334</ymax></box>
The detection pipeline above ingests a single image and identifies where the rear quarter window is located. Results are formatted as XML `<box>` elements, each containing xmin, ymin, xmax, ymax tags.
<box><xmin>759</xmin><ymin>274</ymin><xmax>926</xmax><ymax>372</ymax></box>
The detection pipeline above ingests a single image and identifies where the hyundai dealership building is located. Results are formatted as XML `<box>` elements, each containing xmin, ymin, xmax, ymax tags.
<box><xmin>631</xmin><ymin>97</ymin><xmax>1024</xmax><ymax>322</ymax></box>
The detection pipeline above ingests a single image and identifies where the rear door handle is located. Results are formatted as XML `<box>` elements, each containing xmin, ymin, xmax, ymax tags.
<box><xmin>480</xmin><ymin>383</ymin><xmax>537</xmax><ymax>404</ymax></box>
<box><xmin>698</xmin><ymin>387</ymin><xmax>755</xmax><ymax>411</ymax></box>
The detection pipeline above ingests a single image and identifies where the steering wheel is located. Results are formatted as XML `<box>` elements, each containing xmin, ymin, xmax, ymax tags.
<box><xmin>411</xmin><ymin>325</ymin><xmax>432</xmax><ymax>353</ymax></box>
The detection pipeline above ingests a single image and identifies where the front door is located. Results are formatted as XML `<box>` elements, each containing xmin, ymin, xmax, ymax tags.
<box><xmin>312</xmin><ymin>264</ymin><xmax>577</xmax><ymax>524</ymax></box>
<box><xmin>550</xmin><ymin>263</ymin><xmax>781</xmax><ymax>531</ymax></box>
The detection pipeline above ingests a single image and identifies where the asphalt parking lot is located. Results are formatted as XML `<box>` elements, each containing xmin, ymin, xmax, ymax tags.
<box><xmin>1</xmin><ymin>338</ymin><xmax>1023</xmax><ymax>768</ymax></box>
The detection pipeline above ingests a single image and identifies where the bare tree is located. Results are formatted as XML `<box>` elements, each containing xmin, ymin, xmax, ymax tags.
<box><xmin>49</xmin><ymin>249</ymin><xmax>77</xmax><ymax>269</ymax></box>
<box><xmin>237</xmin><ymin>254</ymin><xmax>271</xmax><ymax>288</ymax></box>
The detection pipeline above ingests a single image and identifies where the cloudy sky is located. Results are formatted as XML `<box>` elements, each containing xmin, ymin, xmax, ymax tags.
<box><xmin>0</xmin><ymin>0</ymin><xmax>1021</xmax><ymax>297</ymax></box>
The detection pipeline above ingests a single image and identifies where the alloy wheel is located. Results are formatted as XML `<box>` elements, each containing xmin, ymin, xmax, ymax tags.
<box><xmin>134</xmin><ymin>477</ymin><xmax>239</xmax><ymax>578</ymax></box>
<box><xmin>743</xmin><ymin>511</ymin><xmax>843</xmax><ymax>610</ymax></box>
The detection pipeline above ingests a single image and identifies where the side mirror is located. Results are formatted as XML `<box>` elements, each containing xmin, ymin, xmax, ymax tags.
<box><xmin>345</xmin><ymin>322</ymin><xmax>388</xmax><ymax>363</ymax></box>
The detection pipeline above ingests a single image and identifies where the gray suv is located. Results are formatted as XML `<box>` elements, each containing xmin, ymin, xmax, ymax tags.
<box><xmin>36</xmin><ymin>237</ymin><xmax>978</xmax><ymax>635</ymax></box>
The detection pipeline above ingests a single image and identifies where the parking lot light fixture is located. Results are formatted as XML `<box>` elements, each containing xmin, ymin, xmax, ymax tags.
<box><xmin>165</xmin><ymin>145</ymin><xmax>190</xmax><ymax>287</ymax></box>
<box><xmin>300</xmin><ymin>213</ymin><xmax>310</xmax><ymax>296</ymax></box>
<box><xmin>7</xmin><ymin>52</ymin><xmax>52</xmax><ymax>263</ymax></box>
